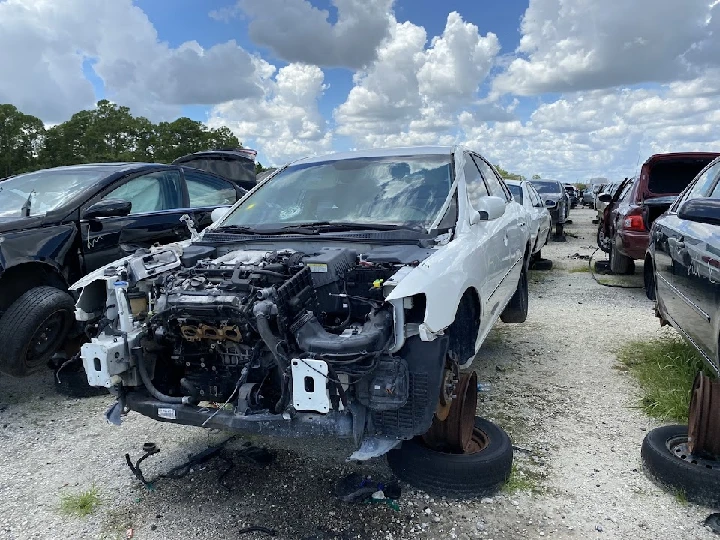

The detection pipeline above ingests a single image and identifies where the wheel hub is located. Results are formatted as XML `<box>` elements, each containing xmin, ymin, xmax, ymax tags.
<box><xmin>423</xmin><ymin>371</ymin><xmax>478</xmax><ymax>453</ymax></box>
<box><xmin>688</xmin><ymin>373</ymin><xmax>720</xmax><ymax>457</ymax></box>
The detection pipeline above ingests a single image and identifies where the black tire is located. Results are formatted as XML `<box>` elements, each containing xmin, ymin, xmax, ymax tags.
<box><xmin>387</xmin><ymin>417</ymin><xmax>513</xmax><ymax>499</ymax></box>
<box><xmin>554</xmin><ymin>222</ymin><xmax>564</xmax><ymax>238</ymax></box>
<box><xmin>644</xmin><ymin>258</ymin><xmax>656</xmax><ymax>301</ymax></box>
<box><xmin>609</xmin><ymin>242</ymin><xmax>635</xmax><ymax>275</ymax></box>
<box><xmin>0</xmin><ymin>286</ymin><xmax>75</xmax><ymax>377</ymax></box>
<box><xmin>641</xmin><ymin>424</ymin><xmax>720</xmax><ymax>506</ymax></box>
<box><xmin>500</xmin><ymin>262</ymin><xmax>528</xmax><ymax>323</ymax></box>
<box><xmin>531</xmin><ymin>258</ymin><xmax>553</xmax><ymax>271</ymax></box>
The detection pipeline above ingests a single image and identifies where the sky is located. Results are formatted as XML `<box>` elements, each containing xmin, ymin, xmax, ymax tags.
<box><xmin>1</xmin><ymin>0</ymin><xmax>719</xmax><ymax>183</ymax></box>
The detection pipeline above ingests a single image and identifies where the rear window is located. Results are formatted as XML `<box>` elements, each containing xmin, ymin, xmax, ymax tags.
<box><xmin>648</xmin><ymin>158</ymin><xmax>716</xmax><ymax>195</ymax></box>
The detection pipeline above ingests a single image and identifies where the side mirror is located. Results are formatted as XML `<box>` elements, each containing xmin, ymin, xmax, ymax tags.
<box><xmin>472</xmin><ymin>195</ymin><xmax>506</xmax><ymax>223</ymax></box>
<box><xmin>598</xmin><ymin>193</ymin><xmax>612</xmax><ymax>203</ymax></box>
<box><xmin>677</xmin><ymin>198</ymin><xmax>720</xmax><ymax>226</ymax></box>
<box><xmin>211</xmin><ymin>207</ymin><xmax>231</xmax><ymax>224</ymax></box>
<box><xmin>544</xmin><ymin>199</ymin><xmax>557</xmax><ymax>209</ymax></box>
<box><xmin>83</xmin><ymin>199</ymin><xmax>132</xmax><ymax>220</ymax></box>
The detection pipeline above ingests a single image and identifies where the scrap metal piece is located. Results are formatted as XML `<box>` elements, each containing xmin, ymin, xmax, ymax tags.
<box><xmin>348</xmin><ymin>437</ymin><xmax>401</xmax><ymax>461</ymax></box>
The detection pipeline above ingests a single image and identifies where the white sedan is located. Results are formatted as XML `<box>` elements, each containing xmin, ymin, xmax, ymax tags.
<box><xmin>70</xmin><ymin>145</ymin><xmax>532</xmax><ymax>496</ymax></box>
<box><xmin>505</xmin><ymin>179</ymin><xmax>552</xmax><ymax>260</ymax></box>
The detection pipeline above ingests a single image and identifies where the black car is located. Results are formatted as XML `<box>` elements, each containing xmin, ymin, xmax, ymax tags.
<box><xmin>0</xmin><ymin>161</ymin><xmax>247</xmax><ymax>377</ymax></box>
<box><xmin>530</xmin><ymin>180</ymin><xmax>569</xmax><ymax>238</ymax></box>
<box><xmin>647</xmin><ymin>156</ymin><xmax>720</xmax><ymax>375</ymax></box>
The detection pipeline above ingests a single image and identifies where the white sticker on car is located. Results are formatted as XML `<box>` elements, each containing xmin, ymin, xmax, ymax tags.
<box><xmin>158</xmin><ymin>408</ymin><xmax>176</xmax><ymax>420</ymax></box>
<box><xmin>307</xmin><ymin>263</ymin><xmax>328</xmax><ymax>273</ymax></box>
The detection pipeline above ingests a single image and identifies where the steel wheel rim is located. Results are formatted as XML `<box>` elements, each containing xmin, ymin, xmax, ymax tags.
<box><xmin>26</xmin><ymin>310</ymin><xmax>68</xmax><ymax>361</ymax></box>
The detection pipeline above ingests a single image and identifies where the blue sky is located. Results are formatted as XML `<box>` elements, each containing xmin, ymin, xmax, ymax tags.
<box><xmin>1</xmin><ymin>0</ymin><xmax>719</xmax><ymax>181</ymax></box>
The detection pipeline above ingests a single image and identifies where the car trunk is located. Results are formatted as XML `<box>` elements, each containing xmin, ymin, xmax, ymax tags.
<box><xmin>642</xmin><ymin>196</ymin><xmax>678</xmax><ymax>230</ymax></box>
<box><xmin>172</xmin><ymin>149</ymin><xmax>258</xmax><ymax>190</ymax></box>
<box><xmin>646</xmin><ymin>157</ymin><xmax>715</xmax><ymax>197</ymax></box>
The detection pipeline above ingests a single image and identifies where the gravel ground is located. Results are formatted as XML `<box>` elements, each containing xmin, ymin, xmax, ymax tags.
<box><xmin>0</xmin><ymin>208</ymin><xmax>716</xmax><ymax>540</ymax></box>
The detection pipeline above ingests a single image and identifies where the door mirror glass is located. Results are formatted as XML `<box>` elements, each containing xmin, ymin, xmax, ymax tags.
<box><xmin>544</xmin><ymin>199</ymin><xmax>557</xmax><ymax>208</ymax></box>
<box><xmin>598</xmin><ymin>193</ymin><xmax>612</xmax><ymax>203</ymax></box>
<box><xmin>677</xmin><ymin>198</ymin><xmax>720</xmax><ymax>226</ymax></box>
<box><xmin>83</xmin><ymin>199</ymin><xmax>132</xmax><ymax>220</ymax></box>
<box><xmin>472</xmin><ymin>195</ymin><xmax>506</xmax><ymax>222</ymax></box>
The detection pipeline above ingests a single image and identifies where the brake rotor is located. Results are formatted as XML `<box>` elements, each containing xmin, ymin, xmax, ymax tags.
<box><xmin>423</xmin><ymin>371</ymin><xmax>478</xmax><ymax>453</ymax></box>
<box><xmin>435</xmin><ymin>369</ymin><xmax>454</xmax><ymax>422</ymax></box>
<box><xmin>688</xmin><ymin>372</ymin><xmax>720</xmax><ymax>456</ymax></box>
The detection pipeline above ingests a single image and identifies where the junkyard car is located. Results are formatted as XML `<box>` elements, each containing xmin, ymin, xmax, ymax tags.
<box><xmin>71</xmin><ymin>146</ymin><xmax>532</xmax><ymax>467</ymax></box>
<box><xmin>647</xmin><ymin>156</ymin><xmax>720</xmax><ymax>373</ymax></box>
<box><xmin>505</xmin><ymin>179</ymin><xmax>551</xmax><ymax>260</ymax></box>
<box><xmin>530</xmin><ymin>180</ymin><xmax>569</xmax><ymax>237</ymax></box>
<box><xmin>600</xmin><ymin>152</ymin><xmax>719</xmax><ymax>274</ymax></box>
<box><xmin>0</xmin><ymin>161</ymin><xmax>248</xmax><ymax>378</ymax></box>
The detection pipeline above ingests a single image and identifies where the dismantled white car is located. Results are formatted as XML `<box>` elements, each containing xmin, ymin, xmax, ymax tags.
<box><xmin>504</xmin><ymin>179</ymin><xmax>552</xmax><ymax>261</ymax></box>
<box><xmin>71</xmin><ymin>146</ymin><xmax>531</xmax><ymax>492</ymax></box>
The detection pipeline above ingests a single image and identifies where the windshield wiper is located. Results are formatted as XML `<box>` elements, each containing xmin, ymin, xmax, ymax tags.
<box><xmin>214</xmin><ymin>224</ymin><xmax>318</xmax><ymax>235</ymax></box>
<box><xmin>21</xmin><ymin>190</ymin><xmax>35</xmax><ymax>218</ymax></box>
<box><xmin>303</xmin><ymin>222</ymin><xmax>425</xmax><ymax>233</ymax></box>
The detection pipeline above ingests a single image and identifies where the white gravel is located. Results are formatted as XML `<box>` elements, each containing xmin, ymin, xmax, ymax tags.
<box><xmin>0</xmin><ymin>208</ymin><xmax>716</xmax><ymax>539</ymax></box>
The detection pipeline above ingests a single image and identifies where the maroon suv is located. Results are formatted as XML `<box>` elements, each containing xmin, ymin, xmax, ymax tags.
<box><xmin>603</xmin><ymin>152</ymin><xmax>719</xmax><ymax>274</ymax></box>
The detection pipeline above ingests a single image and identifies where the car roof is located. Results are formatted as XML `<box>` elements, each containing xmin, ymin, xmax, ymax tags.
<box><xmin>293</xmin><ymin>146</ymin><xmax>453</xmax><ymax>166</ymax></box>
<box><xmin>504</xmin><ymin>179</ymin><xmax>523</xmax><ymax>186</ymax></box>
<box><xmin>30</xmin><ymin>162</ymin><xmax>171</xmax><ymax>175</ymax></box>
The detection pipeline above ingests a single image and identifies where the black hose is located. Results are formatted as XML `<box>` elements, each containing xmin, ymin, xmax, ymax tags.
<box><xmin>254</xmin><ymin>301</ymin><xmax>291</xmax><ymax>413</ymax></box>
<box><xmin>180</xmin><ymin>378</ymin><xmax>200</xmax><ymax>404</ymax></box>
<box><xmin>135</xmin><ymin>349</ymin><xmax>189</xmax><ymax>405</ymax></box>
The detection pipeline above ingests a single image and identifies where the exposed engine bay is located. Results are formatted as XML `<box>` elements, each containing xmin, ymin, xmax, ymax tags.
<box><xmin>73</xmin><ymin>242</ymin><xmax>451</xmax><ymax>459</ymax></box>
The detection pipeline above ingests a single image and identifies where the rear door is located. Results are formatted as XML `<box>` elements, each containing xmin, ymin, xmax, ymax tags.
<box><xmin>80</xmin><ymin>168</ymin><xmax>187</xmax><ymax>272</ymax></box>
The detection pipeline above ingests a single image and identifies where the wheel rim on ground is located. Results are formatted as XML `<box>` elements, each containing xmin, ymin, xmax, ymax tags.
<box><xmin>423</xmin><ymin>371</ymin><xmax>478</xmax><ymax>453</ymax></box>
<box><xmin>688</xmin><ymin>373</ymin><xmax>720</xmax><ymax>456</ymax></box>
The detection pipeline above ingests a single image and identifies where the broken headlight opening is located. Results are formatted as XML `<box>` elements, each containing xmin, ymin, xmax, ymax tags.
<box><xmin>75</xmin><ymin>244</ymin><xmax>445</xmax><ymax>460</ymax></box>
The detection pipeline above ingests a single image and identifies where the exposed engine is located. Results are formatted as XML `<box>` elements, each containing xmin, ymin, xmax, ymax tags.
<box><xmin>74</xmin><ymin>242</ymin><xmax>444</xmax><ymax>456</ymax></box>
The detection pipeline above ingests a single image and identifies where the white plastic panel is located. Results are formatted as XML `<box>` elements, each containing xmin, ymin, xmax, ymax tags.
<box><xmin>291</xmin><ymin>358</ymin><xmax>330</xmax><ymax>413</ymax></box>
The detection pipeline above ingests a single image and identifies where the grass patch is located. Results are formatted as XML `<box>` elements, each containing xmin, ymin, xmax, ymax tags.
<box><xmin>59</xmin><ymin>486</ymin><xmax>101</xmax><ymax>517</ymax></box>
<box><xmin>568</xmin><ymin>265</ymin><xmax>590</xmax><ymax>273</ymax></box>
<box><xmin>617</xmin><ymin>337</ymin><xmax>710</xmax><ymax>422</ymax></box>
<box><xmin>503</xmin><ymin>464</ymin><xmax>541</xmax><ymax>494</ymax></box>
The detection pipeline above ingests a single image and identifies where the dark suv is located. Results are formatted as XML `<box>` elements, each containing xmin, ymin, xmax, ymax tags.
<box><xmin>601</xmin><ymin>152</ymin><xmax>719</xmax><ymax>274</ymax></box>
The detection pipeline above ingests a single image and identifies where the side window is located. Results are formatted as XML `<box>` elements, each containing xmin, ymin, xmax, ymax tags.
<box><xmin>463</xmin><ymin>154</ymin><xmax>489</xmax><ymax>208</ymax></box>
<box><xmin>472</xmin><ymin>155</ymin><xmax>509</xmax><ymax>200</ymax></box>
<box><xmin>687</xmin><ymin>162</ymin><xmax>720</xmax><ymax>200</ymax></box>
<box><xmin>104</xmin><ymin>170</ymin><xmax>182</xmax><ymax>214</ymax></box>
<box><xmin>185</xmin><ymin>170</ymin><xmax>238</xmax><ymax>208</ymax></box>
<box><xmin>436</xmin><ymin>190</ymin><xmax>458</xmax><ymax>229</ymax></box>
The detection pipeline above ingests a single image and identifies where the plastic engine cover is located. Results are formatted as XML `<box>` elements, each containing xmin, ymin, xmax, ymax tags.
<box><xmin>302</xmin><ymin>248</ymin><xmax>356</xmax><ymax>287</ymax></box>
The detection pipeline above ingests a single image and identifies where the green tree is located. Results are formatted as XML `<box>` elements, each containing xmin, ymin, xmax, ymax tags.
<box><xmin>532</xmin><ymin>174</ymin><xmax>541</xmax><ymax>179</ymax></box>
<box><xmin>0</xmin><ymin>104</ymin><xmax>45</xmax><ymax>177</ymax></box>
<box><xmin>576</xmin><ymin>182</ymin><xmax>588</xmax><ymax>191</ymax></box>
<box><xmin>494</xmin><ymin>164</ymin><xmax>524</xmax><ymax>180</ymax></box>
<box><xmin>153</xmin><ymin>118</ymin><xmax>241</xmax><ymax>163</ymax></box>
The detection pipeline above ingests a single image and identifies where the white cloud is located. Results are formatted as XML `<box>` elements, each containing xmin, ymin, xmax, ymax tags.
<box><xmin>334</xmin><ymin>12</ymin><xmax>501</xmax><ymax>147</ymax></box>
<box><xmin>208</xmin><ymin>63</ymin><xmax>332</xmax><ymax>164</ymax></box>
<box><xmin>237</xmin><ymin>0</ymin><xmax>394</xmax><ymax>68</ymax></box>
<box><xmin>492</xmin><ymin>0</ymin><xmax>719</xmax><ymax>96</ymax></box>
<box><xmin>0</xmin><ymin>0</ymin><xmax>270</xmax><ymax>122</ymax></box>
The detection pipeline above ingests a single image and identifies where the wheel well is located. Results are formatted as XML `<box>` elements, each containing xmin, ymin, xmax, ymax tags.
<box><xmin>0</xmin><ymin>263</ymin><xmax>67</xmax><ymax>311</ymax></box>
<box><xmin>446</xmin><ymin>288</ymin><xmax>481</xmax><ymax>364</ymax></box>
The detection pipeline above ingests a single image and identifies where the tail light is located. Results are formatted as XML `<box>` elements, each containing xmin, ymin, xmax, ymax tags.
<box><xmin>623</xmin><ymin>207</ymin><xmax>645</xmax><ymax>231</ymax></box>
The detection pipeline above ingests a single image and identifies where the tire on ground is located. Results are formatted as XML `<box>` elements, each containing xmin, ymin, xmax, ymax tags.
<box><xmin>500</xmin><ymin>260</ymin><xmax>528</xmax><ymax>323</ymax></box>
<box><xmin>0</xmin><ymin>286</ymin><xmax>75</xmax><ymax>377</ymax></box>
<box><xmin>609</xmin><ymin>242</ymin><xmax>635</xmax><ymax>274</ymax></box>
<box><xmin>387</xmin><ymin>417</ymin><xmax>513</xmax><ymax>498</ymax></box>
<box><xmin>641</xmin><ymin>424</ymin><xmax>720</xmax><ymax>507</ymax></box>
<box><xmin>644</xmin><ymin>256</ymin><xmax>656</xmax><ymax>300</ymax></box>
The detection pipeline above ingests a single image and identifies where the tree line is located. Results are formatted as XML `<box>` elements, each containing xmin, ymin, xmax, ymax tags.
<box><xmin>0</xmin><ymin>100</ymin><xmax>245</xmax><ymax>178</ymax></box>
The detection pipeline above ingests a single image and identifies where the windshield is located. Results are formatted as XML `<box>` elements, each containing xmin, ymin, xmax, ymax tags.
<box><xmin>221</xmin><ymin>155</ymin><xmax>453</xmax><ymax>230</ymax></box>
<box><xmin>507</xmin><ymin>184</ymin><xmax>523</xmax><ymax>204</ymax></box>
<box><xmin>531</xmin><ymin>181</ymin><xmax>560</xmax><ymax>194</ymax></box>
<box><xmin>0</xmin><ymin>168</ymin><xmax>106</xmax><ymax>218</ymax></box>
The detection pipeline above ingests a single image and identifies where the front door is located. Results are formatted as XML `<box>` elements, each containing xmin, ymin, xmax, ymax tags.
<box><xmin>80</xmin><ymin>169</ymin><xmax>188</xmax><ymax>272</ymax></box>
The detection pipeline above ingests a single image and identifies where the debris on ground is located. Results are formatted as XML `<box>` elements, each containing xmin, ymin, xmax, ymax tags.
<box><xmin>334</xmin><ymin>472</ymin><xmax>401</xmax><ymax>509</ymax></box>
